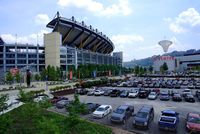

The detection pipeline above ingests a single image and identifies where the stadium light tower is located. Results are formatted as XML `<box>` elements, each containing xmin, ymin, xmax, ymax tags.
<box><xmin>158</xmin><ymin>40</ymin><xmax>173</xmax><ymax>53</ymax></box>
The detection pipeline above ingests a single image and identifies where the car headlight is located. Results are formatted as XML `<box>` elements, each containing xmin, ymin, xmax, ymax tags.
<box><xmin>144</xmin><ymin>122</ymin><xmax>148</xmax><ymax>126</ymax></box>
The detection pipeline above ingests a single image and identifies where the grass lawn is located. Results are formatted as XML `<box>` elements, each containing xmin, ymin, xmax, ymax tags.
<box><xmin>0</xmin><ymin>103</ymin><xmax>112</xmax><ymax>134</ymax></box>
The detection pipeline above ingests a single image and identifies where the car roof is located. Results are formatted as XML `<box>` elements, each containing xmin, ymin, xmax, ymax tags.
<box><xmin>162</xmin><ymin>110</ymin><xmax>176</xmax><ymax>114</ymax></box>
<box><xmin>140</xmin><ymin>105</ymin><xmax>153</xmax><ymax>112</ymax></box>
<box><xmin>188</xmin><ymin>113</ymin><xmax>200</xmax><ymax>118</ymax></box>
<box><xmin>118</xmin><ymin>105</ymin><xmax>129</xmax><ymax>110</ymax></box>
<box><xmin>99</xmin><ymin>105</ymin><xmax>109</xmax><ymax>108</ymax></box>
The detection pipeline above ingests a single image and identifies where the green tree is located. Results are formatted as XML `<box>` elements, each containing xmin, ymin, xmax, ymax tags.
<box><xmin>149</xmin><ymin>66</ymin><xmax>153</xmax><ymax>73</ymax></box>
<box><xmin>15</xmin><ymin>72</ymin><xmax>21</xmax><ymax>83</ymax></box>
<box><xmin>66</xmin><ymin>94</ymin><xmax>86</xmax><ymax>128</ymax></box>
<box><xmin>6</xmin><ymin>71</ymin><xmax>13</xmax><ymax>84</ymax></box>
<box><xmin>0</xmin><ymin>94</ymin><xmax>8</xmax><ymax>113</ymax></box>
<box><xmin>163</xmin><ymin>62</ymin><xmax>168</xmax><ymax>71</ymax></box>
<box><xmin>35</xmin><ymin>74</ymin><xmax>40</xmax><ymax>81</ymax></box>
<box><xmin>134</xmin><ymin>66</ymin><xmax>140</xmax><ymax>76</ymax></box>
<box><xmin>18</xmin><ymin>88</ymin><xmax>34</xmax><ymax>103</ymax></box>
<box><xmin>40</xmin><ymin>68</ymin><xmax>47</xmax><ymax>81</ymax></box>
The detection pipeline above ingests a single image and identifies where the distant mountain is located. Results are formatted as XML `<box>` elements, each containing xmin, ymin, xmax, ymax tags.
<box><xmin>123</xmin><ymin>49</ymin><xmax>200</xmax><ymax>68</ymax></box>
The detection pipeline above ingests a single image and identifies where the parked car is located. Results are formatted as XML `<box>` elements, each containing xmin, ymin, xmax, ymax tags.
<box><xmin>182</xmin><ymin>89</ymin><xmax>192</xmax><ymax>98</ymax></box>
<box><xmin>87</xmin><ymin>91</ymin><xmax>94</xmax><ymax>96</ymax></box>
<box><xmin>186</xmin><ymin>112</ymin><xmax>200</xmax><ymax>133</ymax></box>
<box><xmin>196</xmin><ymin>91</ymin><xmax>200</xmax><ymax>101</ymax></box>
<box><xmin>158</xmin><ymin>110</ymin><xmax>179</xmax><ymax>132</ymax></box>
<box><xmin>75</xmin><ymin>88</ymin><xmax>88</xmax><ymax>95</ymax></box>
<box><xmin>160</xmin><ymin>92</ymin><xmax>170</xmax><ymax>101</ymax></box>
<box><xmin>120</xmin><ymin>90</ymin><xmax>129</xmax><ymax>97</ymax></box>
<box><xmin>138</xmin><ymin>90</ymin><xmax>148</xmax><ymax>98</ymax></box>
<box><xmin>172</xmin><ymin>93</ymin><xmax>182</xmax><ymax>102</ymax></box>
<box><xmin>103</xmin><ymin>90</ymin><xmax>112</xmax><ymax>96</ymax></box>
<box><xmin>50</xmin><ymin>96</ymin><xmax>68</xmax><ymax>104</ymax></box>
<box><xmin>84</xmin><ymin>103</ymin><xmax>100</xmax><ymax>114</ymax></box>
<box><xmin>33</xmin><ymin>94</ymin><xmax>53</xmax><ymax>102</ymax></box>
<box><xmin>185</xmin><ymin>94</ymin><xmax>195</xmax><ymax>103</ymax></box>
<box><xmin>133</xmin><ymin>105</ymin><xmax>154</xmax><ymax>129</ymax></box>
<box><xmin>128</xmin><ymin>89</ymin><xmax>139</xmax><ymax>98</ymax></box>
<box><xmin>56</xmin><ymin>100</ymin><xmax>71</xmax><ymax>109</ymax></box>
<box><xmin>152</xmin><ymin>88</ymin><xmax>160</xmax><ymax>95</ymax></box>
<box><xmin>92</xmin><ymin>105</ymin><xmax>112</xmax><ymax>118</ymax></box>
<box><xmin>94</xmin><ymin>90</ymin><xmax>104</xmax><ymax>96</ymax></box>
<box><xmin>148</xmin><ymin>92</ymin><xmax>158</xmax><ymax>100</ymax></box>
<box><xmin>110</xmin><ymin>105</ymin><xmax>134</xmax><ymax>124</ymax></box>
<box><xmin>110</xmin><ymin>89</ymin><xmax>120</xmax><ymax>97</ymax></box>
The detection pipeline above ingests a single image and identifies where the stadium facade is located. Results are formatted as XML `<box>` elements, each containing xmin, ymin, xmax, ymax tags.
<box><xmin>0</xmin><ymin>12</ymin><xmax>123</xmax><ymax>76</ymax></box>
<box><xmin>153</xmin><ymin>53</ymin><xmax>200</xmax><ymax>72</ymax></box>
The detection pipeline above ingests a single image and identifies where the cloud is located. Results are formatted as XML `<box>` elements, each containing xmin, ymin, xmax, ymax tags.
<box><xmin>111</xmin><ymin>34</ymin><xmax>144</xmax><ymax>45</ymax></box>
<box><xmin>1</xmin><ymin>30</ymin><xmax>49</xmax><ymax>45</ymax></box>
<box><xmin>57</xmin><ymin>0</ymin><xmax>132</xmax><ymax>17</ymax></box>
<box><xmin>167</xmin><ymin>8</ymin><xmax>200</xmax><ymax>33</ymax></box>
<box><xmin>170</xmin><ymin>36</ymin><xmax>191</xmax><ymax>51</ymax></box>
<box><xmin>35</xmin><ymin>14</ymin><xmax>50</xmax><ymax>25</ymax></box>
<box><xmin>111</xmin><ymin>34</ymin><xmax>144</xmax><ymax>61</ymax></box>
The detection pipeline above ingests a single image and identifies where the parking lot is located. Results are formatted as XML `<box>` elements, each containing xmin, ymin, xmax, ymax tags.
<box><xmin>52</xmin><ymin>87</ymin><xmax>200</xmax><ymax>134</ymax></box>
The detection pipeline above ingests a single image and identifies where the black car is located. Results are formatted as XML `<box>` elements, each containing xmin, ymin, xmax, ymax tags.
<box><xmin>120</xmin><ymin>90</ymin><xmax>129</xmax><ymax>97</ymax></box>
<box><xmin>133</xmin><ymin>105</ymin><xmax>154</xmax><ymax>129</ymax></box>
<box><xmin>84</xmin><ymin>103</ymin><xmax>100</xmax><ymax>114</ymax></box>
<box><xmin>174</xmin><ymin>84</ymin><xmax>181</xmax><ymax>89</ymax></box>
<box><xmin>110</xmin><ymin>89</ymin><xmax>120</xmax><ymax>97</ymax></box>
<box><xmin>185</xmin><ymin>94</ymin><xmax>195</xmax><ymax>103</ymax></box>
<box><xmin>196</xmin><ymin>91</ymin><xmax>200</xmax><ymax>101</ymax></box>
<box><xmin>172</xmin><ymin>93</ymin><xmax>182</xmax><ymax>102</ymax></box>
<box><xmin>138</xmin><ymin>90</ymin><xmax>148</xmax><ymax>98</ymax></box>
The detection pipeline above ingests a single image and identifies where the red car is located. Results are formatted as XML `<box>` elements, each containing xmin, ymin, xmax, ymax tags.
<box><xmin>152</xmin><ymin>88</ymin><xmax>160</xmax><ymax>95</ymax></box>
<box><xmin>186</xmin><ymin>112</ymin><xmax>200</xmax><ymax>133</ymax></box>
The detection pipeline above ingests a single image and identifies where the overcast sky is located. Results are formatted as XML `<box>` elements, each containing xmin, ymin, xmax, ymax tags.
<box><xmin>1</xmin><ymin>0</ymin><xmax>200</xmax><ymax>61</ymax></box>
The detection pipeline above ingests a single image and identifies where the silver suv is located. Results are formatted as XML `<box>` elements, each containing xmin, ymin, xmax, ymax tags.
<box><xmin>110</xmin><ymin>105</ymin><xmax>134</xmax><ymax>124</ymax></box>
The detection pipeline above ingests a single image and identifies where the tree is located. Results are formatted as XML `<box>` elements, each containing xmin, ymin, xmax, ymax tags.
<box><xmin>40</xmin><ymin>68</ymin><xmax>47</xmax><ymax>81</ymax></box>
<box><xmin>6</xmin><ymin>71</ymin><xmax>13</xmax><ymax>84</ymax></box>
<box><xmin>149</xmin><ymin>66</ymin><xmax>153</xmax><ymax>73</ymax></box>
<box><xmin>15</xmin><ymin>72</ymin><xmax>21</xmax><ymax>83</ymax></box>
<box><xmin>134</xmin><ymin>66</ymin><xmax>140</xmax><ymax>76</ymax></box>
<box><xmin>35</xmin><ymin>74</ymin><xmax>40</xmax><ymax>81</ymax></box>
<box><xmin>163</xmin><ymin>62</ymin><xmax>168</xmax><ymax>71</ymax></box>
<box><xmin>18</xmin><ymin>88</ymin><xmax>34</xmax><ymax>103</ymax></box>
<box><xmin>0</xmin><ymin>94</ymin><xmax>8</xmax><ymax>113</ymax></box>
<box><xmin>66</xmin><ymin>94</ymin><xmax>86</xmax><ymax>128</ymax></box>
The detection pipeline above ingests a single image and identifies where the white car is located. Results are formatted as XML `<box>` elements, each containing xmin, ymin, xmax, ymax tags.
<box><xmin>182</xmin><ymin>89</ymin><xmax>192</xmax><ymax>97</ymax></box>
<box><xmin>33</xmin><ymin>94</ymin><xmax>53</xmax><ymax>102</ymax></box>
<box><xmin>94</xmin><ymin>90</ymin><xmax>104</xmax><ymax>96</ymax></box>
<box><xmin>128</xmin><ymin>89</ymin><xmax>138</xmax><ymax>98</ymax></box>
<box><xmin>148</xmin><ymin>92</ymin><xmax>157</xmax><ymax>100</ymax></box>
<box><xmin>92</xmin><ymin>105</ymin><xmax>112</xmax><ymax>118</ymax></box>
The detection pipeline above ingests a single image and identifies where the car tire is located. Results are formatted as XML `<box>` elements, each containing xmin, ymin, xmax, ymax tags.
<box><xmin>123</xmin><ymin>119</ymin><xmax>126</xmax><ymax>124</ymax></box>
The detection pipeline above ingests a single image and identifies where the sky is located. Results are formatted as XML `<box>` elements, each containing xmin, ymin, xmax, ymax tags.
<box><xmin>1</xmin><ymin>0</ymin><xmax>200</xmax><ymax>61</ymax></box>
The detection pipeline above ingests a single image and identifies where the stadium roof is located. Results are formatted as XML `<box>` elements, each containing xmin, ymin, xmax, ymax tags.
<box><xmin>47</xmin><ymin>12</ymin><xmax>114</xmax><ymax>54</ymax></box>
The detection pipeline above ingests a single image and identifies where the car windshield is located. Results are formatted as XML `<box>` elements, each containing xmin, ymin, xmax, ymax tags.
<box><xmin>114</xmin><ymin>108</ymin><xmax>125</xmax><ymax>114</ymax></box>
<box><xmin>131</xmin><ymin>90</ymin><xmax>137</xmax><ymax>93</ymax></box>
<box><xmin>136</xmin><ymin>112</ymin><xmax>148</xmax><ymax>118</ymax></box>
<box><xmin>150</xmin><ymin>92</ymin><xmax>156</xmax><ymax>95</ymax></box>
<box><xmin>96</xmin><ymin>107</ymin><xmax>105</xmax><ymax>111</ymax></box>
<box><xmin>161</xmin><ymin>93</ymin><xmax>168</xmax><ymax>96</ymax></box>
<box><xmin>162</xmin><ymin>112</ymin><xmax>176</xmax><ymax>117</ymax></box>
<box><xmin>188</xmin><ymin>116</ymin><xmax>200</xmax><ymax>124</ymax></box>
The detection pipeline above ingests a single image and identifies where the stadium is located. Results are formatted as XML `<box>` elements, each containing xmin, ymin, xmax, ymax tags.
<box><xmin>0</xmin><ymin>12</ymin><xmax>122</xmax><ymax>77</ymax></box>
